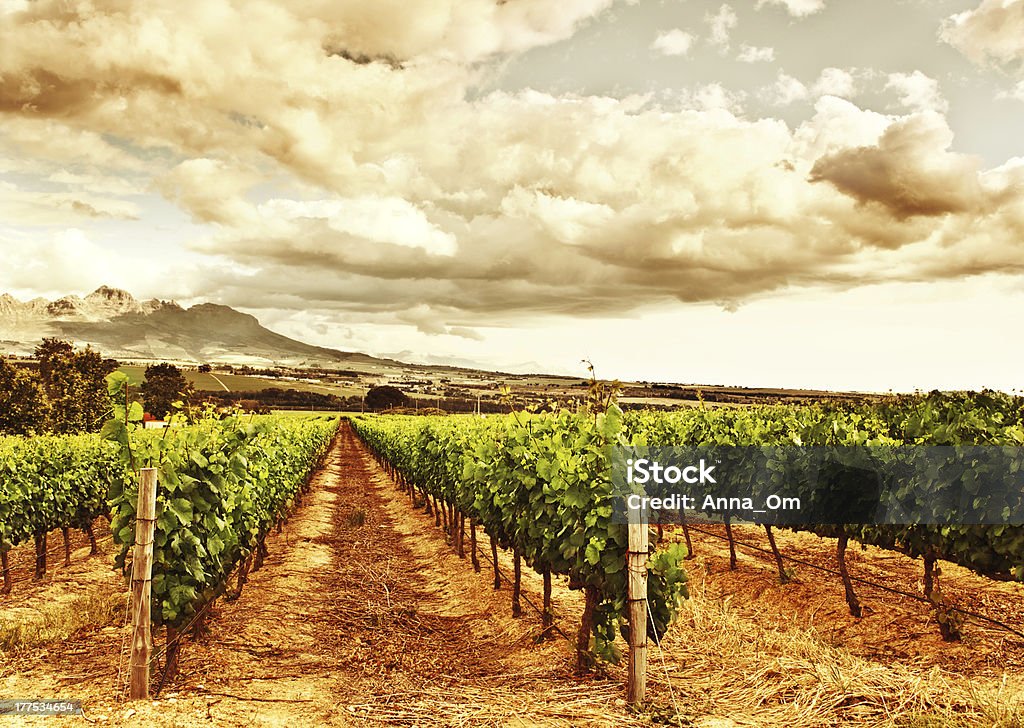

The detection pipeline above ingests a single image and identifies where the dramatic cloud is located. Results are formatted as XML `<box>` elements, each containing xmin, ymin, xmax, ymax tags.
<box><xmin>941</xmin><ymin>0</ymin><xmax>1024</xmax><ymax>67</ymax></box>
<box><xmin>651</xmin><ymin>29</ymin><xmax>695</xmax><ymax>57</ymax></box>
<box><xmin>0</xmin><ymin>0</ymin><xmax>1023</xmax><ymax>331</ymax></box>
<box><xmin>809</xmin><ymin>112</ymin><xmax>986</xmax><ymax>220</ymax></box>
<box><xmin>756</xmin><ymin>0</ymin><xmax>826</xmax><ymax>18</ymax></box>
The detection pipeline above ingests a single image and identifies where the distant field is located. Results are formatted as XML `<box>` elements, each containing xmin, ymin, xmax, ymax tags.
<box><xmin>213</xmin><ymin>373</ymin><xmax>363</xmax><ymax>397</ymax></box>
<box><xmin>618</xmin><ymin>397</ymin><xmax>724</xmax><ymax>408</ymax></box>
<box><xmin>270</xmin><ymin>410</ymin><xmax>354</xmax><ymax>417</ymax></box>
<box><xmin>117</xmin><ymin>366</ymin><xmax>363</xmax><ymax>397</ymax></box>
<box><xmin>117</xmin><ymin>365</ymin><xmax>226</xmax><ymax>390</ymax></box>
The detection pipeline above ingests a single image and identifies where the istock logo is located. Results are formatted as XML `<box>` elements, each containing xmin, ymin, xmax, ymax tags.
<box><xmin>626</xmin><ymin>458</ymin><xmax>717</xmax><ymax>485</ymax></box>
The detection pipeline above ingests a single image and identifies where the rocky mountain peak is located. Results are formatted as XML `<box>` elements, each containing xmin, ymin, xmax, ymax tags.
<box><xmin>46</xmin><ymin>295</ymin><xmax>85</xmax><ymax>317</ymax></box>
<box><xmin>0</xmin><ymin>286</ymin><xmax>367</xmax><ymax>366</ymax></box>
<box><xmin>86</xmin><ymin>285</ymin><xmax>137</xmax><ymax>305</ymax></box>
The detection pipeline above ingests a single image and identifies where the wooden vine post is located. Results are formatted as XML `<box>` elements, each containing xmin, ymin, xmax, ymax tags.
<box><xmin>130</xmin><ymin>468</ymin><xmax>158</xmax><ymax>700</ymax></box>
<box><xmin>626</xmin><ymin>504</ymin><xmax>649</xmax><ymax>706</ymax></box>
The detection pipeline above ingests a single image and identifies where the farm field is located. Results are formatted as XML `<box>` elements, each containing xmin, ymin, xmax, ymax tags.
<box><xmin>1</xmin><ymin>422</ymin><xmax>1023</xmax><ymax>726</ymax></box>
<box><xmin>4</xmin><ymin>392</ymin><xmax>1024</xmax><ymax>726</ymax></box>
<box><xmin>115</xmin><ymin>366</ymin><xmax>364</xmax><ymax>398</ymax></box>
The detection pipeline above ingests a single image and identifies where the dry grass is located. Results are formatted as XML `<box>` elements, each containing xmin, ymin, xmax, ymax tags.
<box><xmin>344</xmin><ymin>676</ymin><xmax>644</xmax><ymax>727</ymax></box>
<box><xmin>0</xmin><ymin>586</ymin><xmax>125</xmax><ymax>654</ymax></box>
<box><xmin>639</xmin><ymin>568</ymin><xmax>1024</xmax><ymax>727</ymax></box>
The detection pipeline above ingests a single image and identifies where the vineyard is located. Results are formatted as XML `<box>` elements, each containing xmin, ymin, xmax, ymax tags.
<box><xmin>350</xmin><ymin>390</ymin><xmax>1024</xmax><ymax>653</ymax></box>
<box><xmin>1</xmin><ymin>400</ymin><xmax>339</xmax><ymax>681</ymax></box>
<box><xmin>1</xmin><ymin>390</ymin><xmax>1023</xmax><ymax>725</ymax></box>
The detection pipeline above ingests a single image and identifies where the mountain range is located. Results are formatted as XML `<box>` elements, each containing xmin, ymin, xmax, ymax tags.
<box><xmin>0</xmin><ymin>286</ymin><xmax>392</xmax><ymax>367</ymax></box>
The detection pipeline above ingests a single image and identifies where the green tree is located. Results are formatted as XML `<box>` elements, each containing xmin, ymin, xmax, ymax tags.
<box><xmin>0</xmin><ymin>358</ymin><xmax>48</xmax><ymax>435</ymax></box>
<box><xmin>34</xmin><ymin>338</ymin><xmax>118</xmax><ymax>433</ymax></box>
<box><xmin>365</xmin><ymin>385</ymin><xmax>409</xmax><ymax>411</ymax></box>
<box><xmin>142</xmin><ymin>363</ymin><xmax>192</xmax><ymax>420</ymax></box>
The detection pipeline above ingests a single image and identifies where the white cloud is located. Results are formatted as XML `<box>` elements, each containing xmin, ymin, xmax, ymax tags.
<box><xmin>886</xmin><ymin>71</ymin><xmax>948</xmax><ymax>113</ymax></box>
<box><xmin>691</xmin><ymin>83</ymin><xmax>746</xmax><ymax>113</ymax></box>
<box><xmin>705</xmin><ymin>4</ymin><xmax>738</xmax><ymax>50</ymax></box>
<box><xmin>941</xmin><ymin>0</ymin><xmax>1024</xmax><ymax>68</ymax></box>
<box><xmin>771</xmin><ymin>71</ymin><xmax>809</xmax><ymax>105</ymax></box>
<box><xmin>755</xmin><ymin>0</ymin><xmax>826</xmax><ymax>18</ymax></box>
<box><xmin>997</xmin><ymin>79</ymin><xmax>1024</xmax><ymax>101</ymax></box>
<box><xmin>0</xmin><ymin>0</ymin><xmax>28</xmax><ymax>15</ymax></box>
<box><xmin>737</xmin><ymin>45</ymin><xmax>775</xmax><ymax>63</ymax></box>
<box><xmin>651</xmin><ymin>29</ymin><xmax>695</xmax><ymax>57</ymax></box>
<box><xmin>791</xmin><ymin>95</ymin><xmax>892</xmax><ymax>159</ymax></box>
<box><xmin>812</xmin><ymin>67</ymin><xmax>857</xmax><ymax>98</ymax></box>
<box><xmin>0</xmin><ymin>228</ymin><xmax>124</xmax><ymax>296</ymax></box>
<box><xmin>0</xmin><ymin>180</ymin><xmax>141</xmax><ymax>225</ymax></box>
<box><xmin>500</xmin><ymin>188</ymin><xmax>616</xmax><ymax>245</ymax></box>
<box><xmin>257</xmin><ymin>197</ymin><xmax>458</xmax><ymax>257</ymax></box>
<box><xmin>160</xmin><ymin>158</ymin><xmax>261</xmax><ymax>226</ymax></box>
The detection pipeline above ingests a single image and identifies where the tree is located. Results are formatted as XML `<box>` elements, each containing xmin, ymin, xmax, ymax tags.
<box><xmin>365</xmin><ymin>385</ymin><xmax>409</xmax><ymax>411</ymax></box>
<box><xmin>142</xmin><ymin>363</ymin><xmax>192</xmax><ymax>420</ymax></box>
<box><xmin>0</xmin><ymin>359</ymin><xmax>48</xmax><ymax>435</ymax></box>
<box><xmin>197</xmin><ymin>363</ymin><xmax>212</xmax><ymax>373</ymax></box>
<box><xmin>34</xmin><ymin>339</ymin><xmax>118</xmax><ymax>433</ymax></box>
<box><xmin>35</xmin><ymin>338</ymin><xmax>74</xmax><ymax>384</ymax></box>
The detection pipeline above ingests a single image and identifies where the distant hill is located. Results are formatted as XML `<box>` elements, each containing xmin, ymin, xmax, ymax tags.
<box><xmin>0</xmin><ymin>286</ymin><xmax>395</xmax><ymax>367</ymax></box>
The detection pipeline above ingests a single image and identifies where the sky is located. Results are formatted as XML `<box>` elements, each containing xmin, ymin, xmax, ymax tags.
<box><xmin>1</xmin><ymin>0</ymin><xmax>1024</xmax><ymax>392</ymax></box>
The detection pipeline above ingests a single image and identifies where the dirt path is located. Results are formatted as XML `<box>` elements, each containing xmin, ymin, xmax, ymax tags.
<box><xmin>1</xmin><ymin>424</ymin><xmax>631</xmax><ymax>727</ymax></box>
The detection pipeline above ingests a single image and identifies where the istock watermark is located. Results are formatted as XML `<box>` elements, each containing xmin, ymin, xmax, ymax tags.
<box><xmin>624</xmin><ymin>492</ymin><xmax>802</xmax><ymax>514</ymax></box>
<box><xmin>626</xmin><ymin>457</ymin><xmax>718</xmax><ymax>485</ymax></box>
<box><xmin>611</xmin><ymin>445</ymin><xmax>1024</xmax><ymax>526</ymax></box>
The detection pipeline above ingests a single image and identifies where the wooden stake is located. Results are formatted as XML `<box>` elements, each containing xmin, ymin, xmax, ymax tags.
<box><xmin>86</xmin><ymin>523</ymin><xmax>99</xmax><ymax>555</ymax></box>
<box><xmin>627</xmin><ymin>509</ymin><xmax>649</xmax><ymax>706</ymax></box>
<box><xmin>130</xmin><ymin>468</ymin><xmax>158</xmax><ymax>700</ymax></box>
